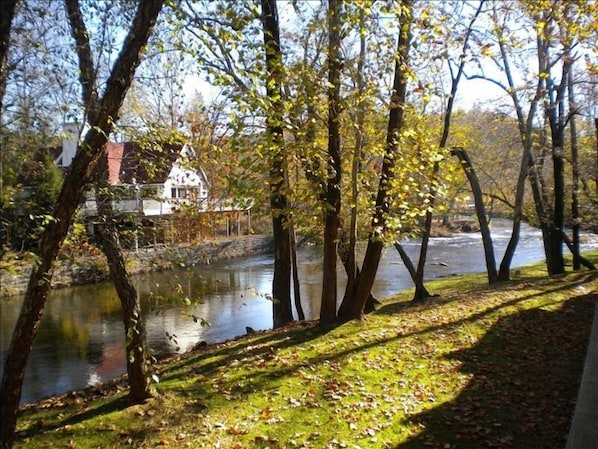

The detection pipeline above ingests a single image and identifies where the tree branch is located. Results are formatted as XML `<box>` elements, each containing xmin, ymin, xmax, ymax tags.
<box><xmin>65</xmin><ymin>0</ymin><xmax>99</xmax><ymax>121</ymax></box>
<box><xmin>0</xmin><ymin>0</ymin><xmax>18</xmax><ymax>114</ymax></box>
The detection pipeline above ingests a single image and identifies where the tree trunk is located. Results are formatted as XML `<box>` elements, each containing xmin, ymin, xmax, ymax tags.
<box><xmin>537</xmin><ymin>12</ymin><xmax>568</xmax><ymax>276</ymax></box>
<box><xmin>595</xmin><ymin>118</ymin><xmax>598</xmax><ymax>196</ymax></box>
<box><xmin>562</xmin><ymin>231</ymin><xmax>596</xmax><ymax>270</ymax></box>
<box><xmin>413</xmin><ymin>2</ymin><xmax>484</xmax><ymax>301</ymax></box>
<box><xmin>290</xmin><ymin>223</ymin><xmax>305</xmax><ymax>321</ymax></box>
<box><xmin>70</xmin><ymin>0</ymin><xmax>152</xmax><ymax>401</ymax></box>
<box><xmin>0</xmin><ymin>0</ymin><xmax>17</xmax><ymax>256</ymax></box>
<box><xmin>97</xmin><ymin>218</ymin><xmax>151</xmax><ymax>400</ymax></box>
<box><xmin>0</xmin><ymin>2</ymin><xmax>163</xmax><ymax>446</ymax></box>
<box><xmin>393</xmin><ymin>240</ymin><xmax>433</xmax><ymax>298</ymax></box>
<box><xmin>568</xmin><ymin>67</ymin><xmax>580</xmax><ymax>270</ymax></box>
<box><xmin>342</xmin><ymin>4</ymin><xmax>367</xmax><ymax>309</ymax></box>
<box><xmin>261</xmin><ymin>0</ymin><xmax>293</xmax><ymax>328</ymax></box>
<box><xmin>495</xmin><ymin>29</ymin><xmax>540</xmax><ymax>281</ymax></box>
<box><xmin>338</xmin><ymin>0</ymin><xmax>413</xmax><ymax>320</ymax></box>
<box><xmin>0</xmin><ymin>0</ymin><xmax>17</xmax><ymax>114</ymax></box>
<box><xmin>497</xmin><ymin>149</ymin><xmax>528</xmax><ymax>281</ymax></box>
<box><xmin>320</xmin><ymin>0</ymin><xmax>343</xmax><ymax>326</ymax></box>
<box><xmin>451</xmin><ymin>148</ymin><xmax>498</xmax><ymax>284</ymax></box>
<box><xmin>526</xmin><ymin>144</ymin><xmax>558</xmax><ymax>276</ymax></box>
<box><xmin>338</xmin><ymin>233</ymin><xmax>380</xmax><ymax>316</ymax></box>
<box><xmin>546</xmin><ymin>103</ymin><xmax>566</xmax><ymax>275</ymax></box>
<box><xmin>270</xmin><ymin>168</ymin><xmax>293</xmax><ymax>328</ymax></box>
<box><xmin>95</xmin><ymin>154</ymin><xmax>151</xmax><ymax>401</ymax></box>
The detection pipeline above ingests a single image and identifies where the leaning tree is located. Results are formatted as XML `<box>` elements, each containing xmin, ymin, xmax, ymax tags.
<box><xmin>0</xmin><ymin>1</ymin><xmax>164</xmax><ymax>447</ymax></box>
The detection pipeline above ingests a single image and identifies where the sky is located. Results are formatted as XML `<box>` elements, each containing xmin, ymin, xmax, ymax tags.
<box><xmin>180</xmin><ymin>0</ymin><xmax>514</xmax><ymax>114</ymax></box>
<box><xmin>183</xmin><ymin>72</ymin><xmax>508</xmax><ymax>112</ymax></box>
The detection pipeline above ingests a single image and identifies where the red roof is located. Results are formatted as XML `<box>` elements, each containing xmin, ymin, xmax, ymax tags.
<box><xmin>24</xmin><ymin>140</ymin><xmax>186</xmax><ymax>186</ymax></box>
<box><xmin>104</xmin><ymin>141</ymin><xmax>183</xmax><ymax>185</ymax></box>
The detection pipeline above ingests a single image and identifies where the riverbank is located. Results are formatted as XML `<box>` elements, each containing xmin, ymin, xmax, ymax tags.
<box><xmin>0</xmin><ymin>235</ymin><xmax>274</xmax><ymax>298</ymax></box>
<box><xmin>0</xmin><ymin>220</ymin><xmax>469</xmax><ymax>298</ymax></box>
<box><xmin>12</xmin><ymin>255</ymin><xmax>598</xmax><ymax>449</ymax></box>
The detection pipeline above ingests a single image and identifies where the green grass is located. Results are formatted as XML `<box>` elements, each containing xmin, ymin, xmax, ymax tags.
<box><xmin>13</xmin><ymin>254</ymin><xmax>598</xmax><ymax>448</ymax></box>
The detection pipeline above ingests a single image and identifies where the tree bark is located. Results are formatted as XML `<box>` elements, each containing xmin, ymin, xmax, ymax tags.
<box><xmin>568</xmin><ymin>67</ymin><xmax>581</xmax><ymax>270</ymax></box>
<box><xmin>261</xmin><ymin>0</ymin><xmax>294</xmax><ymax>328</ymax></box>
<box><xmin>497</xmin><ymin>152</ymin><xmax>528</xmax><ymax>280</ymax></box>
<box><xmin>545</xmin><ymin>114</ymin><xmax>566</xmax><ymax>274</ymax></box>
<box><xmin>0</xmin><ymin>0</ymin><xmax>17</xmax><ymax>115</ymax></box>
<box><xmin>320</xmin><ymin>0</ymin><xmax>343</xmax><ymax>326</ymax></box>
<box><xmin>539</xmin><ymin>15</ymin><xmax>569</xmax><ymax>276</ymax></box>
<box><xmin>95</xmin><ymin>158</ymin><xmax>151</xmax><ymax>401</ymax></box>
<box><xmin>290</xmin><ymin>223</ymin><xmax>305</xmax><ymax>321</ymax></box>
<box><xmin>595</xmin><ymin>118</ymin><xmax>598</xmax><ymax>196</ymax></box>
<box><xmin>338</xmin><ymin>0</ymin><xmax>413</xmax><ymax>320</ymax></box>
<box><xmin>65</xmin><ymin>0</ymin><xmax>99</xmax><ymax>117</ymax></box>
<box><xmin>68</xmin><ymin>0</ymin><xmax>151</xmax><ymax>402</ymax></box>
<box><xmin>96</xmin><ymin>216</ymin><xmax>151</xmax><ymax>400</ymax></box>
<box><xmin>413</xmin><ymin>2</ymin><xmax>484</xmax><ymax>301</ymax></box>
<box><xmin>393</xmin><ymin>240</ymin><xmax>432</xmax><ymax>297</ymax></box>
<box><xmin>495</xmin><ymin>23</ymin><xmax>541</xmax><ymax>281</ymax></box>
<box><xmin>451</xmin><ymin>148</ymin><xmax>498</xmax><ymax>284</ymax></box>
<box><xmin>338</xmin><ymin>232</ymin><xmax>380</xmax><ymax>316</ymax></box>
<box><xmin>342</xmin><ymin>4</ymin><xmax>367</xmax><ymax>310</ymax></box>
<box><xmin>0</xmin><ymin>2</ymin><xmax>163</xmax><ymax>447</ymax></box>
<box><xmin>0</xmin><ymin>0</ymin><xmax>18</xmax><ymax>252</ymax></box>
<box><xmin>562</xmin><ymin>231</ymin><xmax>596</xmax><ymax>270</ymax></box>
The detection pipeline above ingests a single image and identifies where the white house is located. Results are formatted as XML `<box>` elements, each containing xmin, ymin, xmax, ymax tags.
<box><xmin>85</xmin><ymin>140</ymin><xmax>212</xmax><ymax>217</ymax></box>
<box><xmin>56</xmin><ymin>124</ymin><xmax>249</xmax><ymax>219</ymax></box>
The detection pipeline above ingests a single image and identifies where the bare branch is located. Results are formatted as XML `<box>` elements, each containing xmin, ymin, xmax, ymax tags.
<box><xmin>0</xmin><ymin>0</ymin><xmax>18</xmax><ymax>114</ymax></box>
<box><xmin>65</xmin><ymin>0</ymin><xmax>99</xmax><ymax>120</ymax></box>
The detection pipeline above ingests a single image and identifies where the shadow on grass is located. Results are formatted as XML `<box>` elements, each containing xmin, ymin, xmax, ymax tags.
<box><xmin>153</xmin><ymin>274</ymin><xmax>598</xmax><ymax>443</ymax></box>
<box><xmin>395</xmin><ymin>291</ymin><xmax>597</xmax><ymax>449</ymax></box>
<box><xmin>14</xmin><ymin>317</ymin><xmax>332</xmax><ymax>446</ymax></box>
<box><xmin>376</xmin><ymin>271</ymin><xmax>598</xmax><ymax>331</ymax></box>
<box><xmin>160</xmin><ymin>272</ymin><xmax>598</xmax><ymax>408</ymax></box>
<box><xmin>15</xmin><ymin>270</ymin><xmax>597</xmax><ymax>447</ymax></box>
<box><xmin>15</xmin><ymin>395</ymin><xmax>131</xmax><ymax>440</ymax></box>
<box><xmin>159</xmin><ymin>320</ymin><xmax>329</xmax><ymax>383</ymax></box>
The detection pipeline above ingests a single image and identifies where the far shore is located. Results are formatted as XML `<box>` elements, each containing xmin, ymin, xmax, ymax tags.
<box><xmin>0</xmin><ymin>235</ymin><xmax>274</xmax><ymax>298</ymax></box>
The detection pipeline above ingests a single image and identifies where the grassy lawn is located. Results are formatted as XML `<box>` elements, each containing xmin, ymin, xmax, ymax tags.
<box><xmin>13</xmin><ymin>255</ymin><xmax>598</xmax><ymax>449</ymax></box>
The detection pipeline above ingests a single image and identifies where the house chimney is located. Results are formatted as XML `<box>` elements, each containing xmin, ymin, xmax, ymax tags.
<box><xmin>61</xmin><ymin>122</ymin><xmax>80</xmax><ymax>167</ymax></box>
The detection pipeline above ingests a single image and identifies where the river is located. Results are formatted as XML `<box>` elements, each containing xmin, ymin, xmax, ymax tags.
<box><xmin>1</xmin><ymin>219</ymin><xmax>597</xmax><ymax>404</ymax></box>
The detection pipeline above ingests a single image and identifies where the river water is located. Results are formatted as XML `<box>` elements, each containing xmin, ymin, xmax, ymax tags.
<box><xmin>2</xmin><ymin>219</ymin><xmax>597</xmax><ymax>404</ymax></box>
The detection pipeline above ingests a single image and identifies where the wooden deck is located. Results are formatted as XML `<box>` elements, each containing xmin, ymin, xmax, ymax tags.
<box><xmin>566</xmin><ymin>303</ymin><xmax>598</xmax><ymax>448</ymax></box>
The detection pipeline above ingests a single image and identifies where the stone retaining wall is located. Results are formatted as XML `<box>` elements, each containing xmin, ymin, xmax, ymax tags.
<box><xmin>1</xmin><ymin>235</ymin><xmax>274</xmax><ymax>297</ymax></box>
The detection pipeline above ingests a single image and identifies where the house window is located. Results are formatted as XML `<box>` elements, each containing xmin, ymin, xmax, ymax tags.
<box><xmin>171</xmin><ymin>187</ymin><xmax>189</xmax><ymax>199</ymax></box>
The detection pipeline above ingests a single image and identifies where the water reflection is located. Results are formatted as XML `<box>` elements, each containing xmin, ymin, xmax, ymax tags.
<box><xmin>137</xmin><ymin>261</ymin><xmax>277</xmax><ymax>355</ymax></box>
<box><xmin>1</xmin><ymin>219</ymin><xmax>597</xmax><ymax>403</ymax></box>
<box><xmin>1</xmin><ymin>256</ymin><xmax>286</xmax><ymax>404</ymax></box>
